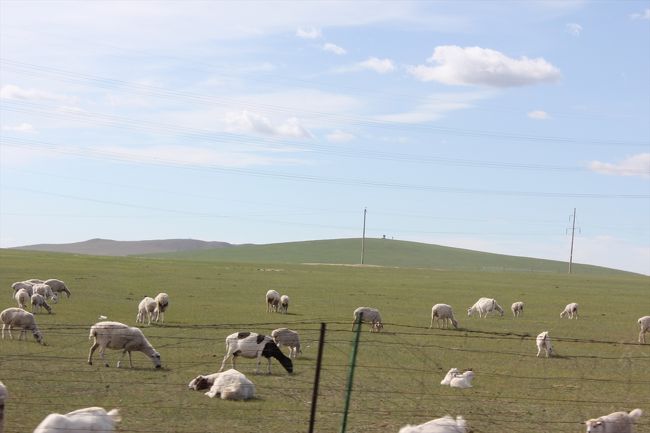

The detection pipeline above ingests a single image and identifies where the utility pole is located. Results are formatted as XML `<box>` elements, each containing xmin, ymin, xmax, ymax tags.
<box><xmin>568</xmin><ymin>208</ymin><xmax>576</xmax><ymax>274</ymax></box>
<box><xmin>360</xmin><ymin>208</ymin><xmax>367</xmax><ymax>265</ymax></box>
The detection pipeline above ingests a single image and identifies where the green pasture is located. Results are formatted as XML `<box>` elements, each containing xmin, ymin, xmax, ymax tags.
<box><xmin>0</xmin><ymin>249</ymin><xmax>648</xmax><ymax>433</ymax></box>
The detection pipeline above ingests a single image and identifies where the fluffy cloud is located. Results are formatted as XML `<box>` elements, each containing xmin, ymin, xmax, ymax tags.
<box><xmin>630</xmin><ymin>8</ymin><xmax>650</xmax><ymax>20</ymax></box>
<box><xmin>588</xmin><ymin>153</ymin><xmax>650</xmax><ymax>178</ymax></box>
<box><xmin>527</xmin><ymin>110</ymin><xmax>550</xmax><ymax>120</ymax></box>
<box><xmin>296</xmin><ymin>27</ymin><xmax>321</xmax><ymax>39</ymax></box>
<box><xmin>323</xmin><ymin>43</ymin><xmax>347</xmax><ymax>55</ymax></box>
<box><xmin>408</xmin><ymin>45</ymin><xmax>561</xmax><ymax>87</ymax></box>
<box><xmin>0</xmin><ymin>84</ymin><xmax>70</xmax><ymax>102</ymax></box>
<box><xmin>326</xmin><ymin>130</ymin><xmax>355</xmax><ymax>143</ymax></box>
<box><xmin>1</xmin><ymin>122</ymin><xmax>36</xmax><ymax>133</ymax></box>
<box><xmin>225</xmin><ymin>110</ymin><xmax>313</xmax><ymax>139</ymax></box>
<box><xmin>357</xmin><ymin>57</ymin><xmax>395</xmax><ymax>74</ymax></box>
<box><xmin>565</xmin><ymin>23</ymin><xmax>583</xmax><ymax>36</ymax></box>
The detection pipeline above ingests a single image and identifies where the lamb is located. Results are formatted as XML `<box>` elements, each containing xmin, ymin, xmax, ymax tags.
<box><xmin>585</xmin><ymin>408</ymin><xmax>643</xmax><ymax>433</ymax></box>
<box><xmin>449</xmin><ymin>370</ymin><xmax>474</xmax><ymax>389</ymax></box>
<box><xmin>467</xmin><ymin>297</ymin><xmax>504</xmax><ymax>318</ymax></box>
<box><xmin>0</xmin><ymin>307</ymin><xmax>44</xmax><ymax>344</ymax></box>
<box><xmin>43</xmin><ymin>278</ymin><xmax>71</xmax><ymax>299</ymax></box>
<box><xmin>271</xmin><ymin>327</ymin><xmax>301</xmax><ymax>358</ymax></box>
<box><xmin>353</xmin><ymin>306</ymin><xmax>384</xmax><ymax>332</ymax></box>
<box><xmin>31</xmin><ymin>293</ymin><xmax>52</xmax><ymax>314</ymax></box>
<box><xmin>536</xmin><ymin>331</ymin><xmax>553</xmax><ymax>358</ymax></box>
<box><xmin>32</xmin><ymin>407</ymin><xmax>121</xmax><ymax>433</ymax></box>
<box><xmin>218</xmin><ymin>331</ymin><xmax>293</xmax><ymax>375</ymax></box>
<box><xmin>398</xmin><ymin>415</ymin><xmax>469</xmax><ymax>433</ymax></box>
<box><xmin>0</xmin><ymin>381</ymin><xmax>6</xmax><ymax>433</ymax></box>
<box><xmin>637</xmin><ymin>316</ymin><xmax>649</xmax><ymax>344</ymax></box>
<box><xmin>32</xmin><ymin>283</ymin><xmax>57</xmax><ymax>304</ymax></box>
<box><xmin>153</xmin><ymin>292</ymin><xmax>169</xmax><ymax>323</ymax></box>
<box><xmin>14</xmin><ymin>288</ymin><xmax>30</xmax><ymax>309</ymax></box>
<box><xmin>430</xmin><ymin>304</ymin><xmax>458</xmax><ymax>329</ymax></box>
<box><xmin>511</xmin><ymin>301</ymin><xmax>524</xmax><ymax>317</ymax></box>
<box><xmin>11</xmin><ymin>281</ymin><xmax>34</xmax><ymax>298</ymax></box>
<box><xmin>279</xmin><ymin>294</ymin><xmax>290</xmax><ymax>314</ymax></box>
<box><xmin>136</xmin><ymin>296</ymin><xmax>157</xmax><ymax>325</ymax></box>
<box><xmin>88</xmin><ymin>321</ymin><xmax>161</xmax><ymax>368</ymax></box>
<box><xmin>204</xmin><ymin>369</ymin><xmax>256</xmax><ymax>400</ymax></box>
<box><xmin>560</xmin><ymin>302</ymin><xmax>579</xmax><ymax>319</ymax></box>
<box><xmin>266</xmin><ymin>290</ymin><xmax>280</xmax><ymax>312</ymax></box>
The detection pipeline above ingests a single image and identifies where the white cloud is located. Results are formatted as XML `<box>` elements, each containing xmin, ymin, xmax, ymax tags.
<box><xmin>588</xmin><ymin>153</ymin><xmax>650</xmax><ymax>178</ymax></box>
<box><xmin>323</xmin><ymin>43</ymin><xmax>347</xmax><ymax>55</ymax></box>
<box><xmin>225</xmin><ymin>110</ymin><xmax>313</xmax><ymax>139</ymax></box>
<box><xmin>1</xmin><ymin>122</ymin><xmax>37</xmax><ymax>133</ymax></box>
<box><xmin>565</xmin><ymin>22</ymin><xmax>583</xmax><ymax>36</ymax></box>
<box><xmin>296</xmin><ymin>27</ymin><xmax>322</xmax><ymax>39</ymax></box>
<box><xmin>357</xmin><ymin>57</ymin><xmax>395</xmax><ymax>74</ymax></box>
<box><xmin>630</xmin><ymin>8</ymin><xmax>650</xmax><ymax>20</ymax></box>
<box><xmin>0</xmin><ymin>84</ymin><xmax>71</xmax><ymax>102</ymax></box>
<box><xmin>527</xmin><ymin>110</ymin><xmax>550</xmax><ymax>120</ymax></box>
<box><xmin>326</xmin><ymin>130</ymin><xmax>355</xmax><ymax>143</ymax></box>
<box><xmin>408</xmin><ymin>45</ymin><xmax>561</xmax><ymax>87</ymax></box>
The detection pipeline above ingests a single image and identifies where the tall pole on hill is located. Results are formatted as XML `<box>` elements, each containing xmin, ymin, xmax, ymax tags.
<box><xmin>361</xmin><ymin>208</ymin><xmax>367</xmax><ymax>265</ymax></box>
<box><xmin>568</xmin><ymin>208</ymin><xmax>576</xmax><ymax>274</ymax></box>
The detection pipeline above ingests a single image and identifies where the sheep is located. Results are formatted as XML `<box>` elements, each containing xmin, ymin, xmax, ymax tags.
<box><xmin>398</xmin><ymin>415</ymin><xmax>469</xmax><ymax>433</ymax></box>
<box><xmin>467</xmin><ymin>297</ymin><xmax>504</xmax><ymax>318</ymax></box>
<box><xmin>585</xmin><ymin>408</ymin><xmax>643</xmax><ymax>433</ymax></box>
<box><xmin>31</xmin><ymin>293</ymin><xmax>52</xmax><ymax>314</ymax></box>
<box><xmin>43</xmin><ymin>278</ymin><xmax>71</xmax><ymax>299</ymax></box>
<box><xmin>203</xmin><ymin>369</ymin><xmax>256</xmax><ymax>400</ymax></box>
<box><xmin>188</xmin><ymin>372</ymin><xmax>223</xmax><ymax>391</ymax></box>
<box><xmin>279</xmin><ymin>294</ymin><xmax>290</xmax><ymax>314</ymax></box>
<box><xmin>511</xmin><ymin>301</ymin><xmax>524</xmax><ymax>317</ymax></box>
<box><xmin>266</xmin><ymin>289</ymin><xmax>280</xmax><ymax>312</ymax></box>
<box><xmin>153</xmin><ymin>292</ymin><xmax>169</xmax><ymax>323</ymax></box>
<box><xmin>0</xmin><ymin>307</ymin><xmax>44</xmax><ymax>344</ymax></box>
<box><xmin>32</xmin><ymin>283</ymin><xmax>57</xmax><ymax>304</ymax></box>
<box><xmin>352</xmin><ymin>306</ymin><xmax>384</xmax><ymax>332</ymax></box>
<box><xmin>0</xmin><ymin>381</ymin><xmax>6</xmax><ymax>433</ymax></box>
<box><xmin>440</xmin><ymin>368</ymin><xmax>460</xmax><ymax>386</ymax></box>
<box><xmin>11</xmin><ymin>281</ymin><xmax>34</xmax><ymax>298</ymax></box>
<box><xmin>637</xmin><ymin>316</ymin><xmax>649</xmax><ymax>344</ymax></box>
<box><xmin>536</xmin><ymin>331</ymin><xmax>553</xmax><ymax>358</ymax></box>
<box><xmin>88</xmin><ymin>321</ymin><xmax>161</xmax><ymax>369</ymax></box>
<box><xmin>14</xmin><ymin>288</ymin><xmax>30</xmax><ymax>309</ymax></box>
<box><xmin>271</xmin><ymin>327</ymin><xmax>302</xmax><ymax>358</ymax></box>
<box><xmin>218</xmin><ymin>331</ymin><xmax>293</xmax><ymax>375</ymax></box>
<box><xmin>430</xmin><ymin>304</ymin><xmax>458</xmax><ymax>329</ymax></box>
<box><xmin>136</xmin><ymin>296</ymin><xmax>157</xmax><ymax>325</ymax></box>
<box><xmin>449</xmin><ymin>370</ymin><xmax>474</xmax><ymax>389</ymax></box>
<box><xmin>32</xmin><ymin>407</ymin><xmax>121</xmax><ymax>433</ymax></box>
<box><xmin>560</xmin><ymin>302</ymin><xmax>579</xmax><ymax>319</ymax></box>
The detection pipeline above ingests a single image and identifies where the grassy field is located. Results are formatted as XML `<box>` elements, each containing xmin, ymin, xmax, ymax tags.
<box><xmin>0</xmin><ymin>249</ymin><xmax>648</xmax><ymax>433</ymax></box>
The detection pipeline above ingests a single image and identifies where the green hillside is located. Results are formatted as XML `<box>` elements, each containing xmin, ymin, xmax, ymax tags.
<box><xmin>143</xmin><ymin>238</ymin><xmax>634</xmax><ymax>275</ymax></box>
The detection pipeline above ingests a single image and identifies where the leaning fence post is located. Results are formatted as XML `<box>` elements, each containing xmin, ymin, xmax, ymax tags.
<box><xmin>308</xmin><ymin>322</ymin><xmax>326</xmax><ymax>433</ymax></box>
<box><xmin>340</xmin><ymin>313</ymin><xmax>363</xmax><ymax>433</ymax></box>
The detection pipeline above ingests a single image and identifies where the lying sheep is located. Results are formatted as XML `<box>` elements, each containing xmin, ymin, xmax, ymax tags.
<box><xmin>353</xmin><ymin>306</ymin><xmax>383</xmax><ymax>332</ymax></box>
<box><xmin>33</xmin><ymin>407</ymin><xmax>121</xmax><ymax>433</ymax></box>
<box><xmin>188</xmin><ymin>372</ymin><xmax>223</xmax><ymax>391</ymax></box>
<box><xmin>219</xmin><ymin>331</ymin><xmax>293</xmax><ymax>375</ymax></box>
<box><xmin>511</xmin><ymin>301</ymin><xmax>524</xmax><ymax>317</ymax></box>
<box><xmin>44</xmin><ymin>279</ymin><xmax>71</xmax><ymax>299</ymax></box>
<box><xmin>430</xmin><ymin>304</ymin><xmax>458</xmax><ymax>329</ymax></box>
<box><xmin>467</xmin><ymin>297</ymin><xmax>504</xmax><ymax>318</ymax></box>
<box><xmin>0</xmin><ymin>308</ymin><xmax>44</xmax><ymax>344</ymax></box>
<box><xmin>279</xmin><ymin>294</ymin><xmax>290</xmax><ymax>314</ymax></box>
<box><xmin>440</xmin><ymin>368</ymin><xmax>460</xmax><ymax>386</ymax></box>
<box><xmin>398</xmin><ymin>415</ymin><xmax>469</xmax><ymax>433</ymax></box>
<box><xmin>204</xmin><ymin>369</ymin><xmax>256</xmax><ymax>400</ymax></box>
<box><xmin>136</xmin><ymin>297</ymin><xmax>157</xmax><ymax>325</ymax></box>
<box><xmin>153</xmin><ymin>292</ymin><xmax>169</xmax><ymax>324</ymax></box>
<box><xmin>14</xmin><ymin>288</ymin><xmax>30</xmax><ymax>309</ymax></box>
<box><xmin>449</xmin><ymin>370</ymin><xmax>474</xmax><ymax>389</ymax></box>
<box><xmin>585</xmin><ymin>408</ymin><xmax>643</xmax><ymax>433</ymax></box>
<box><xmin>271</xmin><ymin>328</ymin><xmax>301</xmax><ymax>358</ymax></box>
<box><xmin>536</xmin><ymin>331</ymin><xmax>553</xmax><ymax>358</ymax></box>
<box><xmin>31</xmin><ymin>293</ymin><xmax>52</xmax><ymax>314</ymax></box>
<box><xmin>0</xmin><ymin>380</ymin><xmax>6</xmax><ymax>433</ymax></box>
<box><xmin>266</xmin><ymin>290</ymin><xmax>280</xmax><ymax>312</ymax></box>
<box><xmin>88</xmin><ymin>321</ymin><xmax>161</xmax><ymax>369</ymax></box>
<box><xmin>638</xmin><ymin>316</ymin><xmax>650</xmax><ymax>344</ymax></box>
<box><xmin>560</xmin><ymin>302</ymin><xmax>579</xmax><ymax>319</ymax></box>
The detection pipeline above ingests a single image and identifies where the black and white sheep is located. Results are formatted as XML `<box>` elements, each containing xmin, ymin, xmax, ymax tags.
<box><xmin>585</xmin><ymin>408</ymin><xmax>643</xmax><ymax>433</ymax></box>
<box><xmin>637</xmin><ymin>316</ymin><xmax>649</xmax><ymax>344</ymax></box>
<box><xmin>353</xmin><ymin>306</ymin><xmax>384</xmax><ymax>332</ymax></box>
<box><xmin>33</xmin><ymin>407</ymin><xmax>121</xmax><ymax>433</ymax></box>
<box><xmin>218</xmin><ymin>331</ymin><xmax>293</xmax><ymax>375</ymax></box>
<box><xmin>398</xmin><ymin>415</ymin><xmax>469</xmax><ymax>433</ymax></box>
<box><xmin>136</xmin><ymin>296</ymin><xmax>157</xmax><ymax>325</ymax></box>
<box><xmin>467</xmin><ymin>297</ymin><xmax>504</xmax><ymax>318</ymax></box>
<box><xmin>88</xmin><ymin>321</ymin><xmax>161</xmax><ymax>368</ymax></box>
<box><xmin>560</xmin><ymin>302</ymin><xmax>579</xmax><ymax>319</ymax></box>
<box><xmin>0</xmin><ymin>380</ymin><xmax>6</xmax><ymax>433</ymax></box>
<box><xmin>430</xmin><ymin>304</ymin><xmax>458</xmax><ymax>329</ymax></box>
<box><xmin>279</xmin><ymin>294</ymin><xmax>290</xmax><ymax>314</ymax></box>
<box><xmin>153</xmin><ymin>292</ymin><xmax>169</xmax><ymax>323</ymax></box>
<box><xmin>536</xmin><ymin>331</ymin><xmax>553</xmax><ymax>358</ymax></box>
<box><xmin>271</xmin><ymin>327</ymin><xmax>302</xmax><ymax>358</ymax></box>
<box><xmin>43</xmin><ymin>278</ymin><xmax>71</xmax><ymax>299</ymax></box>
<box><xmin>266</xmin><ymin>290</ymin><xmax>281</xmax><ymax>312</ymax></box>
<box><xmin>31</xmin><ymin>293</ymin><xmax>52</xmax><ymax>314</ymax></box>
<box><xmin>0</xmin><ymin>307</ymin><xmax>44</xmax><ymax>344</ymax></box>
<box><xmin>511</xmin><ymin>301</ymin><xmax>524</xmax><ymax>317</ymax></box>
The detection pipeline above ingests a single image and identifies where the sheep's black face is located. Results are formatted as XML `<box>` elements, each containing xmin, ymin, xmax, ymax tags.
<box><xmin>151</xmin><ymin>352</ymin><xmax>162</xmax><ymax>369</ymax></box>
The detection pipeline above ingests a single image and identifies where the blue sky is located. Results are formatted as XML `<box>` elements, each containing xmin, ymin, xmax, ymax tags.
<box><xmin>1</xmin><ymin>1</ymin><xmax>649</xmax><ymax>274</ymax></box>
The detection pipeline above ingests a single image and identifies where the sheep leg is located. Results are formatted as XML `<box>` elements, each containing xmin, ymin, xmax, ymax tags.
<box><xmin>640</xmin><ymin>330</ymin><xmax>646</xmax><ymax>344</ymax></box>
<box><xmin>88</xmin><ymin>342</ymin><xmax>99</xmax><ymax>365</ymax></box>
<box><xmin>98</xmin><ymin>347</ymin><xmax>110</xmax><ymax>367</ymax></box>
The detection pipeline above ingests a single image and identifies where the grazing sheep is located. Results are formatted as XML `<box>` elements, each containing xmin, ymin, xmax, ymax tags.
<box><xmin>11</xmin><ymin>281</ymin><xmax>34</xmax><ymax>298</ymax></box>
<box><xmin>32</xmin><ymin>407</ymin><xmax>121</xmax><ymax>433</ymax></box>
<box><xmin>430</xmin><ymin>304</ymin><xmax>458</xmax><ymax>329</ymax></box>
<box><xmin>467</xmin><ymin>297</ymin><xmax>504</xmax><ymax>318</ymax></box>
<box><xmin>560</xmin><ymin>302</ymin><xmax>579</xmax><ymax>319</ymax></box>
<box><xmin>440</xmin><ymin>368</ymin><xmax>461</xmax><ymax>386</ymax></box>
<box><xmin>398</xmin><ymin>415</ymin><xmax>469</xmax><ymax>433</ymax></box>
<box><xmin>637</xmin><ymin>316</ymin><xmax>650</xmax><ymax>344</ymax></box>
<box><xmin>536</xmin><ymin>331</ymin><xmax>553</xmax><ymax>358</ymax></box>
<box><xmin>0</xmin><ymin>381</ymin><xmax>6</xmax><ymax>433</ymax></box>
<box><xmin>279</xmin><ymin>294</ymin><xmax>290</xmax><ymax>314</ymax></box>
<box><xmin>271</xmin><ymin>328</ymin><xmax>302</xmax><ymax>358</ymax></box>
<box><xmin>88</xmin><ymin>321</ymin><xmax>161</xmax><ymax>369</ymax></box>
<box><xmin>0</xmin><ymin>307</ymin><xmax>44</xmax><ymax>344</ymax></box>
<box><xmin>136</xmin><ymin>296</ymin><xmax>156</xmax><ymax>325</ymax></box>
<box><xmin>203</xmin><ymin>369</ymin><xmax>256</xmax><ymax>400</ymax></box>
<box><xmin>32</xmin><ymin>283</ymin><xmax>56</xmax><ymax>303</ymax></box>
<box><xmin>219</xmin><ymin>331</ymin><xmax>293</xmax><ymax>375</ymax></box>
<box><xmin>31</xmin><ymin>293</ymin><xmax>52</xmax><ymax>314</ymax></box>
<box><xmin>153</xmin><ymin>292</ymin><xmax>169</xmax><ymax>324</ymax></box>
<box><xmin>43</xmin><ymin>278</ymin><xmax>71</xmax><ymax>299</ymax></box>
<box><xmin>585</xmin><ymin>408</ymin><xmax>643</xmax><ymax>433</ymax></box>
<box><xmin>14</xmin><ymin>288</ymin><xmax>30</xmax><ymax>309</ymax></box>
<box><xmin>449</xmin><ymin>370</ymin><xmax>474</xmax><ymax>389</ymax></box>
<box><xmin>266</xmin><ymin>290</ymin><xmax>280</xmax><ymax>312</ymax></box>
<box><xmin>511</xmin><ymin>301</ymin><xmax>524</xmax><ymax>317</ymax></box>
<box><xmin>353</xmin><ymin>306</ymin><xmax>384</xmax><ymax>332</ymax></box>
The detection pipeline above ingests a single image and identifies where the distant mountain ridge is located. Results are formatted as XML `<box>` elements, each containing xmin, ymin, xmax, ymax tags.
<box><xmin>13</xmin><ymin>238</ymin><xmax>233</xmax><ymax>256</ymax></box>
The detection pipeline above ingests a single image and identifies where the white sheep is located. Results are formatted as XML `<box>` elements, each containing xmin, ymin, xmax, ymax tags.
<box><xmin>353</xmin><ymin>306</ymin><xmax>384</xmax><ymax>332</ymax></box>
<box><xmin>440</xmin><ymin>368</ymin><xmax>460</xmax><ymax>386</ymax></box>
<box><xmin>511</xmin><ymin>301</ymin><xmax>524</xmax><ymax>317</ymax></box>
<box><xmin>204</xmin><ymin>369</ymin><xmax>256</xmax><ymax>400</ymax></box>
<box><xmin>585</xmin><ymin>408</ymin><xmax>643</xmax><ymax>433</ymax></box>
<box><xmin>88</xmin><ymin>321</ymin><xmax>161</xmax><ymax>369</ymax></box>
<box><xmin>0</xmin><ymin>380</ymin><xmax>7</xmax><ymax>433</ymax></box>
<box><xmin>271</xmin><ymin>327</ymin><xmax>301</xmax><ymax>358</ymax></box>
<box><xmin>136</xmin><ymin>296</ymin><xmax>157</xmax><ymax>325</ymax></box>
<box><xmin>43</xmin><ymin>278</ymin><xmax>71</xmax><ymax>299</ymax></box>
<box><xmin>536</xmin><ymin>331</ymin><xmax>553</xmax><ymax>358</ymax></box>
<box><xmin>449</xmin><ymin>370</ymin><xmax>474</xmax><ymax>389</ymax></box>
<box><xmin>0</xmin><ymin>307</ymin><xmax>44</xmax><ymax>344</ymax></box>
<box><xmin>266</xmin><ymin>290</ymin><xmax>280</xmax><ymax>312</ymax></box>
<box><xmin>398</xmin><ymin>415</ymin><xmax>469</xmax><ymax>433</ymax></box>
<box><xmin>279</xmin><ymin>294</ymin><xmax>290</xmax><ymax>314</ymax></box>
<box><xmin>31</xmin><ymin>293</ymin><xmax>52</xmax><ymax>314</ymax></box>
<box><xmin>32</xmin><ymin>283</ymin><xmax>57</xmax><ymax>304</ymax></box>
<box><xmin>11</xmin><ymin>281</ymin><xmax>34</xmax><ymax>298</ymax></box>
<box><xmin>188</xmin><ymin>372</ymin><xmax>223</xmax><ymax>391</ymax></box>
<box><xmin>153</xmin><ymin>292</ymin><xmax>169</xmax><ymax>323</ymax></box>
<box><xmin>32</xmin><ymin>407</ymin><xmax>121</xmax><ymax>433</ymax></box>
<box><xmin>14</xmin><ymin>288</ymin><xmax>30</xmax><ymax>309</ymax></box>
<box><xmin>467</xmin><ymin>297</ymin><xmax>504</xmax><ymax>318</ymax></box>
<box><xmin>430</xmin><ymin>304</ymin><xmax>458</xmax><ymax>329</ymax></box>
<box><xmin>560</xmin><ymin>302</ymin><xmax>579</xmax><ymax>319</ymax></box>
<box><xmin>637</xmin><ymin>316</ymin><xmax>649</xmax><ymax>344</ymax></box>
<box><xmin>219</xmin><ymin>331</ymin><xmax>293</xmax><ymax>375</ymax></box>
